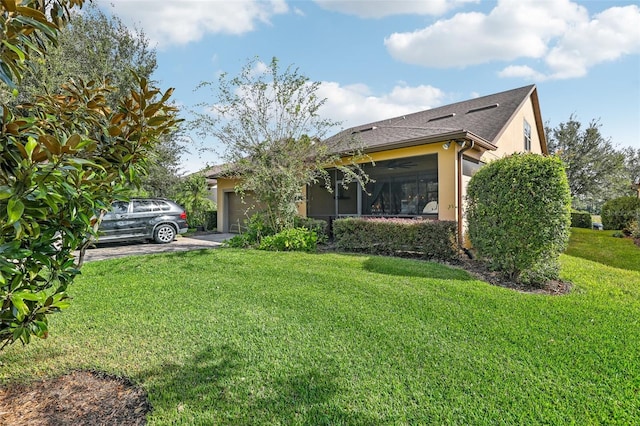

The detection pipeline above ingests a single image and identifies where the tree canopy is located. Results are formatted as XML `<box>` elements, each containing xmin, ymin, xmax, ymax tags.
<box><xmin>193</xmin><ymin>56</ymin><xmax>369</xmax><ymax>232</ymax></box>
<box><xmin>546</xmin><ymin>116</ymin><xmax>631</xmax><ymax>210</ymax></box>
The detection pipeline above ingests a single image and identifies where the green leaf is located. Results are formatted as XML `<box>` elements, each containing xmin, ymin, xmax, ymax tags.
<box><xmin>25</xmin><ymin>136</ymin><xmax>37</xmax><ymax>159</ymax></box>
<box><xmin>1</xmin><ymin>40</ymin><xmax>26</xmax><ymax>63</ymax></box>
<box><xmin>7</xmin><ymin>198</ymin><xmax>25</xmax><ymax>224</ymax></box>
<box><xmin>0</xmin><ymin>185</ymin><xmax>13</xmax><ymax>200</ymax></box>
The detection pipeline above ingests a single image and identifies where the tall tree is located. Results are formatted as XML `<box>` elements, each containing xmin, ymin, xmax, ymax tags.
<box><xmin>547</xmin><ymin>116</ymin><xmax>626</xmax><ymax>207</ymax></box>
<box><xmin>0</xmin><ymin>3</ymin><xmax>186</xmax><ymax>195</ymax></box>
<box><xmin>1</xmin><ymin>2</ymin><xmax>156</xmax><ymax>106</ymax></box>
<box><xmin>193</xmin><ymin>57</ymin><xmax>369</xmax><ymax>232</ymax></box>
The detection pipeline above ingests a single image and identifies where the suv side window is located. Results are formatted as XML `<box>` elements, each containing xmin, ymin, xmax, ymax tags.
<box><xmin>156</xmin><ymin>201</ymin><xmax>172</xmax><ymax>211</ymax></box>
<box><xmin>111</xmin><ymin>201</ymin><xmax>129</xmax><ymax>214</ymax></box>
<box><xmin>133</xmin><ymin>200</ymin><xmax>158</xmax><ymax>213</ymax></box>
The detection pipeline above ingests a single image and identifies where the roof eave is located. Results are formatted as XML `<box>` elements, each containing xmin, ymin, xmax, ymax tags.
<box><xmin>355</xmin><ymin>130</ymin><xmax>497</xmax><ymax>155</ymax></box>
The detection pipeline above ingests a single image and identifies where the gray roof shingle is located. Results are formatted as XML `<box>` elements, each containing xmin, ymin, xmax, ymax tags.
<box><xmin>327</xmin><ymin>84</ymin><xmax>539</xmax><ymax>153</ymax></box>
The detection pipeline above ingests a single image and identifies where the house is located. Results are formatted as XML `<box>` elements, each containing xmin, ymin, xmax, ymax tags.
<box><xmin>213</xmin><ymin>84</ymin><xmax>547</xmax><ymax>238</ymax></box>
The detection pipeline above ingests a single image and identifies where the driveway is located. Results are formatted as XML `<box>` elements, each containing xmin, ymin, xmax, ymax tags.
<box><xmin>79</xmin><ymin>232</ymin><xmax>235</xmax><ymax>262</ymax></box>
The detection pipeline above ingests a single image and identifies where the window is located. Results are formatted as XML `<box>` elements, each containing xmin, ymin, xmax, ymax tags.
<box><xmin>524</xmin><ymin>119</ymin><xmax>532</xmax><ymax>152</ymax></box>
<box><xmin>110</xmin><ymin>201</ymin><xmax>129</xmax><ymax>215</ymax></box>
<box><xmin>463</xmin><ymin>156</ymin><xmax>484</xmax><ymax>177</ymax></box>
<box><xmin>307</xmin><ymin>154</ymin><xmax>439</xmax><ymax>219</ymax></box>
<box><xmin>362</xmin><ymin>154</ymin><xmax>438</xmax><ymax>216</ymax></box>
<box><xmin>132</xmin><ymin>200</ymin><xmax>158</xmax><ymax>213</ymax></box>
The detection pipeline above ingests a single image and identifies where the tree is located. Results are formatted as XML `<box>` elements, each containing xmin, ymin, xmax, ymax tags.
<box><xmin>1</xmin><ymin>1</ymin><xmax>181</xmax><ymax>348</ymax></box>
<box><xmin>193</xmin><ymin>56</ymin><xmax>369</xmax><ymax>233</ymax></box>
<box><xmin>546</xmin><ymin>116</ymin><xmax>626</xmax><ymax>209</ymax></box>
<box><xmin>137</xmin><ymin>131</ymin><xmax>187</xmax><ymax>198</ymax></box>
<box><xmin>1</xmin><ymin>3</ymin><xmax>156</xmax><ymax>106</ymax></box>
<box><xmin>0</xmin><ymin>2</ymin><xmax>186</xmax><ymax>197</ymax></box>
<box><xmin>0</xmin><ymin>0</ymin><xmax>87</xmax><ymax>89</ymax></box>
<box><xmin>175</xmin><ymin>173</ymin><xmax>215</xmax><ymax>229</ymax></box>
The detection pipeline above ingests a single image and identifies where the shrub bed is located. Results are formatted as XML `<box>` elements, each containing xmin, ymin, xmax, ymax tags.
<box><xmin>601</xmin><ymin>196</ymin><xmax>640</xmax><ymax>231</ymax></box>
<box><xmin>333</xmin><ymin>217</ymin><xmax>458</xmax><ymax>261</ymax></box>
<box><xmin>294</xmin><ymin>216</ymin><xmax>329</xmax><ymax>243</ymax></box>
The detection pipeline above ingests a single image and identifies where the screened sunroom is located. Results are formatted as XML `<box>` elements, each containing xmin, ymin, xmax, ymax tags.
<box><xmin>306</xmin><ymin>153</ymin><xmax>439</xmax><ymax>222</ymax></box>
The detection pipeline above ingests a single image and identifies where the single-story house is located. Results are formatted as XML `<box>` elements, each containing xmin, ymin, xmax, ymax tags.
<box><xmin>211</xmin><ymin>84</ymin><xmax>547</xmax><ymax>239</ymax></box>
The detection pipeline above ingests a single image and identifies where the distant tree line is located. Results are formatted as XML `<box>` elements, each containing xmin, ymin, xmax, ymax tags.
<box><xmin>546</xmin><ymin>116</ymin><xmax>640</xmax><ymax>213</ymax></box>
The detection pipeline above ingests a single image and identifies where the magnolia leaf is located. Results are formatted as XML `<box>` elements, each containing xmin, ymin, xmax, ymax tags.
<box><xmin>25</xmin><ymin>136</ymin><xmax>37</xmax><ymax>159</ymax></box>
<box><xmin>7</xmin><ymin>198</ymin><xmax>25</xmax><ymax>224</ymax></box>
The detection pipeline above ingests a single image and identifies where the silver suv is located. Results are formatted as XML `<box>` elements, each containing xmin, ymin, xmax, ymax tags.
<box><xmin>98</xmin><ymin>198</ymin><xmax>188</xmax><ymax>244</ymax></box>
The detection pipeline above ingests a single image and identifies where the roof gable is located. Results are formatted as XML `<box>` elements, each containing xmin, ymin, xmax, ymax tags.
<box><xmin>328</xmin><ymin>84</ymin><xmax>542</xmax><ymax>153</ymax></box>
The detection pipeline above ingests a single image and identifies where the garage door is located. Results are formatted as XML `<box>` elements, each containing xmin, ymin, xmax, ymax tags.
<box><xmin>226</xmin><ymin>191</ymin><xmax>259</xmax><ymax>233</ymax></box>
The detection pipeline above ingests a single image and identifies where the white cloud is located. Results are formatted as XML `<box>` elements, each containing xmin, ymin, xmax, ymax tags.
<box><xmin>314</xmin><ymin>0</ymin><xmax>477</xmax><ymax>18</ymax></box>
<box><xmin>100</xmin><ymin>0</ymin><xmax>288</xmax><ymax>47</ymax></box>
<box><xmin>384</xmin><ymin>0</ymin><xmax>640</xmax><ymax>80</ymax></box>
<box><xmin>543</xmin><ymin>5</ymin><xmax>640</xmax><ymax>79</ymax></box>
<box><xmin>498</xmin><ymin>65</ymin><xmax>547</xmax><ymax>81</ymax></box>
<box><xmin>317</xmin><ymin>82</ymin><xmax>446</xmax><ymax>129</ymax></box>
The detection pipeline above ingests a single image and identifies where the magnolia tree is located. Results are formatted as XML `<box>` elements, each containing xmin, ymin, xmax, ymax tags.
<box><xmin>193</xmin><ymin>57</ymin><xmax>369</xmax><ymax>233</ymax></box>
<box><xmin>0</xmin><ymin>0</ymin><xmax>180</xmax><ymax>348</ymax></box>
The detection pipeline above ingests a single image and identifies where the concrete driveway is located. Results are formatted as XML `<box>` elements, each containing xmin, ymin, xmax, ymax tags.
<box><xmin>79</xmin><ymin>232</ymin><xmax>235</xmax><ymax>262</ymax></box>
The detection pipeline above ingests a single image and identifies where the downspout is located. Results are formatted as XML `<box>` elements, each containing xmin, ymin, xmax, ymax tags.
<box><xmin>457</xmin><ymin>140</ymin><xmax>474</xmax><ymax>247</ymax></box>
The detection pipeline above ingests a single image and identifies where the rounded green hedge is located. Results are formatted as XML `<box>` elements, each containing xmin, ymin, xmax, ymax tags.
<box><xmin>466</xmin><ymin>153</ymin><xmax>571</xmax><ymax>285</ymax></box>
<box><xmin>571</xmin><ymin>210</ymin><xmax>592</xmax><ymax>229</ymax></box>
<box><xmin>601</xmin><ymin>196</ymin><xmax>640</xmax><ymax>231</ymax></box>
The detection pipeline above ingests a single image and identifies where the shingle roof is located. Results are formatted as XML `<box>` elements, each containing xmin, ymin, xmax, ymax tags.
<box><xmin>327</xmin><ymin>84</ymin><xmax>540</xmax><ymax>153</ymax></box>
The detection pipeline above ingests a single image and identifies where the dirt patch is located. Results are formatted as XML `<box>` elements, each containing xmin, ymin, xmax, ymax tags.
<box><xmin>0</xmin><ymin>370</ymin><xmax>150</xmax><ymax>425</ymax></box>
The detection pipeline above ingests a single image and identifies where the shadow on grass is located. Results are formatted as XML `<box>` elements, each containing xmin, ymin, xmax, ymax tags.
<box><xmin>137</xmin><ymin>344</ymin><xmax>382</xmax><ymax>424</ymax></box>
<box><xmin>362</xmin><ymin>256</ymin><xmax>474</xmax><ymax>281</ymax></box>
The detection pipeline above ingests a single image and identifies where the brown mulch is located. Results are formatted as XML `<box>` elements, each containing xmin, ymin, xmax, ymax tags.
<box><xmin>453</xmin><ymin>257</ymin><xmax>572</xmax><ymax>295</ymax></box>
<box><xmin>0</xmin><ymin>370</ymin><xmax>150</xmax><ymax>426</ymax></box>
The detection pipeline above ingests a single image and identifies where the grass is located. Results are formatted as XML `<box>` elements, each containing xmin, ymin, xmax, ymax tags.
<box><xmin>1</xmin><ymin>237</ymin><xmax>639</xmax><ymax>424</ymax></box>
<box><xmin>566</xmin><ymin>227</ymin><xmax>640</xmax><ymax>272</ymax></box>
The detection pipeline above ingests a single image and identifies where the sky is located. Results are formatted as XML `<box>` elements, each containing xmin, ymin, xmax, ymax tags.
<box><xmin>96</xmin><ymin>0</ymin><xmax>640</xmax><ymax>174</ymax></box>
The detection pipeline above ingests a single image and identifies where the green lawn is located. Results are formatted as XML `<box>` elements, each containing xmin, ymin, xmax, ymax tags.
<box><xmin>1</xmin><ymin>237</ymin><xmax>639</xmax><ymax>424</ymax></box>
<box><xmin>566</xmin><ymin>227</ymin><xmax>640</xmax><ymax>272</ymax></box>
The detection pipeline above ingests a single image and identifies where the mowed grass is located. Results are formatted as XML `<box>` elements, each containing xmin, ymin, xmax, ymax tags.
<box><xmin>1</xmin><ymin>242</ymin><xmax>639</xmax><ymax>424</ymax></box>
<box><xmin>566</xmin><ymin>227</ymin><xmax>640</xmax><ymax>272</ymax></box>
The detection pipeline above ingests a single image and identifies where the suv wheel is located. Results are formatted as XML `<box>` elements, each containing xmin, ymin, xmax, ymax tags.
<box><xmin>154</xmin><ymin>224</ymin><xmax>176</xmax><ymax>244</ymax></box>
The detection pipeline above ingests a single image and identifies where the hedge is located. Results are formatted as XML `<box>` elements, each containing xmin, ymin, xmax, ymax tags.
<box><xmin>333</xmin><ymin>217</ymin><xmax>458</xmax><ymax>261</ymax></box>
<box><xmin>466</xmin><ymin>153</ymin><xmax>571</xmax><ymax>286</ymax></box>
<box><xmin>570</xmin><ymin>210</ymin><xmax>592</xmax><ymax>229</ymax></box>
<box><xmin>294</xmin><ymin>216</ymin><xmax>329</xmax><ymax>243</ymax></box>
<box><xmin>601</xmin><ymin>196</ymin><xmax>640</xmax><ymax>231</ymax></box>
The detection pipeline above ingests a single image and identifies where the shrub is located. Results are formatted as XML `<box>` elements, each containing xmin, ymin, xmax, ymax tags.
<box><xmin>333</xmin><ymin>217</ymin><xmax>458</xmax><ymax>261</ymax></box>
<box><xmin>205</xmin><ymin>210</ymin><xmax>218</xmax><ymax>231</ymax></box>
<box><xmin>571</xmin><ymin>210</ymin><xmax>592</xmax><ymax>229</ymax></box>
<box><xmin>601</xmin><ymin>196</ymin><xmax>640</xmax><ymax>231</ymax></box>
<box><xmin>258</xmin><ymin>228</ymin><xmax>318</xmax><ymax>252</ymax></box>
<box><xmin>294</xmin><ymin>216</ymin><xmax>329</xmax><ymax>243</ymax></box>
<box><xmin>225</xmin><ymin>213</ymin><xmax>275</xmax><ymax>248</ymax></box>
<box><xmin>466</xmin><ymin>153</ymin><xmax>571</xmax><ymax>286</ymax></box>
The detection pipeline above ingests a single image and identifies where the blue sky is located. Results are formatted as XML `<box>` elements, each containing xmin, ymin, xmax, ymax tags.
<box><xmin>98</xmin><ymin>0</ymin><xmax>640</xmax><ymax>173</ymax></box>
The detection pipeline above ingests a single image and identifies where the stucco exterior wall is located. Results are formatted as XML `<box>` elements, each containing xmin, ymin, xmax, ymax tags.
<box><xmin>481</xmin><ymin>97</ymin><xmax>543</xmax><ymax>163</ymax></box>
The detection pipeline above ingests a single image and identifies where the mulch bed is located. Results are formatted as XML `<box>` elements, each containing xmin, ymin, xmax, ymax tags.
<box><xmin>452</xmin><ymin>258</ymin><xmax>572</xmax><ymax>295</ymax></box>
<box><xmin>0</xmin><ymin>370</ymin><xmax>150</xmax><ymax>425</ymax></box>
